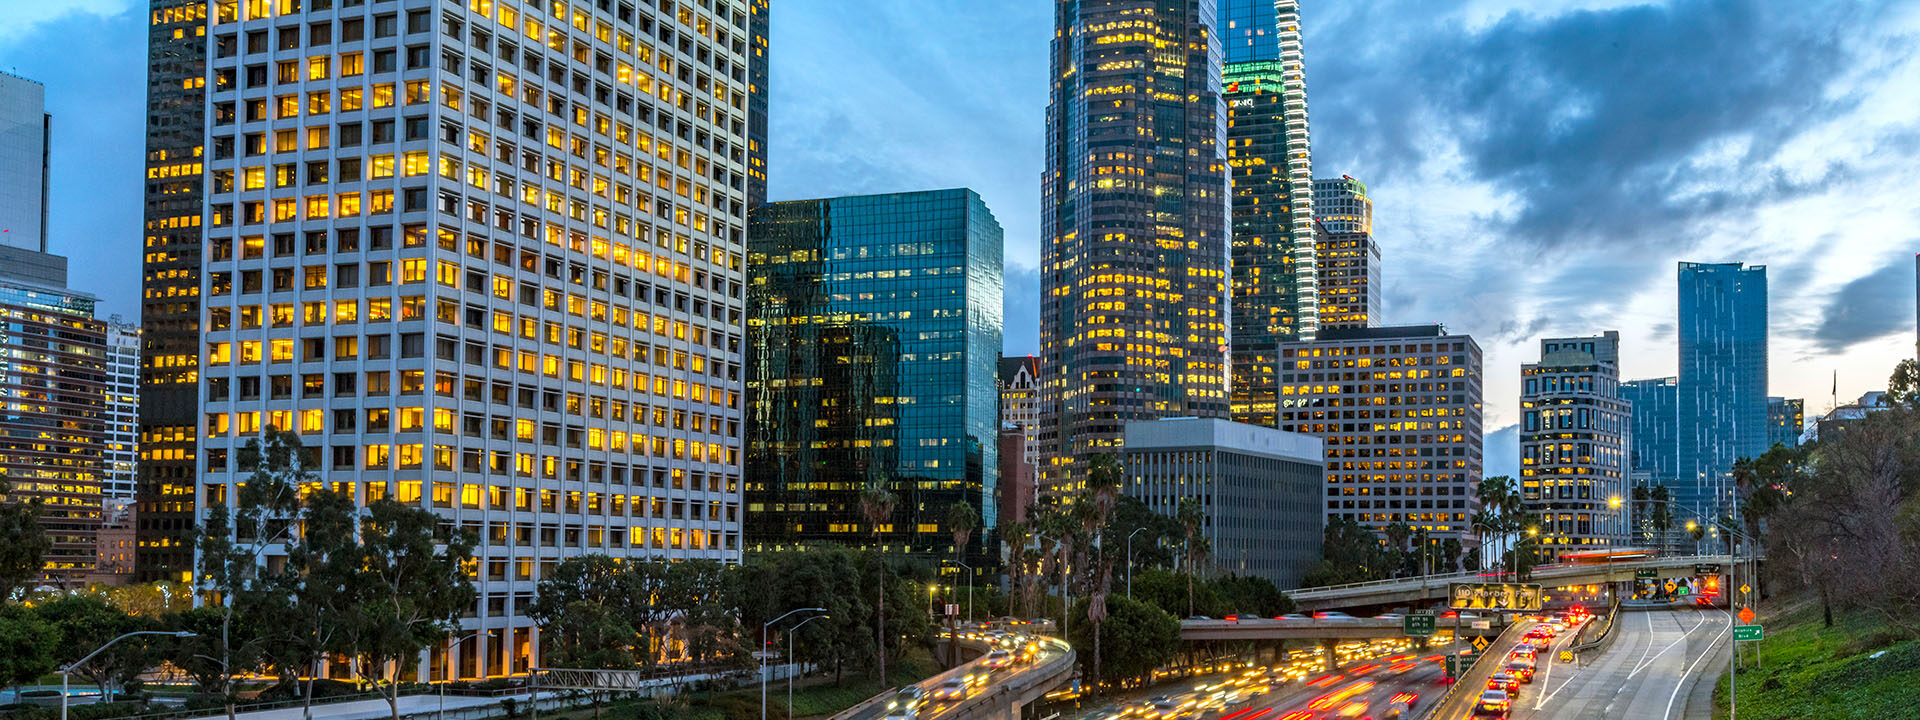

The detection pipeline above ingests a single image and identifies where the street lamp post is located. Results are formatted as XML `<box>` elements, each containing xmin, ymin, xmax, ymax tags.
<box><xmin>1125</xmin><ymin>528</ymin><xmax>1147</xmax><ymax>600</ymax></box>
<box><xmin>61</xmin><ymin>631</ymin><xmax>195</xmax><ymax>720</ymax></box>
<box><xmin>440</xmin><ymin>631</ymin><xmax>485</xmax><ymax>720</ymax></box>
<box><xmin>786</xmin><ymin>614</ymin><xmax>827</xmax><ymax>717</ymax></box>
<box><xmin>762</xmin><ymin>607</ymin><xmax>827</xmax><ymax>720</ymax></box>
<box><xmin>947</xmin><ymin>560</ymin><xmax>974</xmax><ymax>623</ymax></box>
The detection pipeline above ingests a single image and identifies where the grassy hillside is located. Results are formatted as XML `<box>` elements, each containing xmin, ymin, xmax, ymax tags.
<box><xmin>1713</xmin><ymin>598</ymin><xmax>1920</xmax><ymax>719</ymax></box>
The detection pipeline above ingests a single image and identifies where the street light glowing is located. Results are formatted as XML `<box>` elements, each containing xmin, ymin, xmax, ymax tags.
<box><xmin>1608</xmin><ymin>496</ymin><xmax>1622</xmax><ymax>508</ymax></box>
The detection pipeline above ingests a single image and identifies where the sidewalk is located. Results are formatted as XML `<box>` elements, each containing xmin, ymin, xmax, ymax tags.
<box><xmin>209</xmin><ymin>693</ymin><xmax>524</xmax><ymax>720</ymax></box>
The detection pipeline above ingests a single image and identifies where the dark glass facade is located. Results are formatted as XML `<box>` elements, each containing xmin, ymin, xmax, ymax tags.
<box><xmin>1677</xmin><ymin>262</ymin><xmax>1767</xmax><ymax>523</ymax></box>
<box><xmin>746</xmin><ymin>189</ymin><xmax>1002</xmax><ymax>557</ymax></box>
<box><xmin>747</xmin><ymin>0</ymin><xmax>769</xmax><ymax>206</ymax></box>
<box><xmin>1622</xmin><ymin>376</ymin><xmax>1679</xmax><ymax>485</ymax></box>
<box><xmin>1042</xmin><ymin>0</ymin><xmax>1231</xmax><ymax>496</ymax></box>
<box><xmin>1226</xmin><ymin>62</ymin><xmax>1313</xmax><ymax>429</ymax></box>
<box><xmin>138</xmin><ymin>0</ymin><xmax>208</xmax><ymax>581</ymax></box>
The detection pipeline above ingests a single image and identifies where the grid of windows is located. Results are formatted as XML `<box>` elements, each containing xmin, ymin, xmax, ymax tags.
<box><xmin>1275</xmin><ymin>325</ymin><xmax>1484</xmax><ymax>539</ymax></box>
<box><xmin>1520</xmin><ymin>333</ymin><xmax>1631</xmax><ymax>562</ymax></box>
<box><xmin>196</xmin><ymin>0</ymin><xmax>757</xmax><ymax>680</ymax></box>
<box><xmin>0</xmin><ymin>281</ymin><xmax>108</xmax><ymax>583</ymax></box>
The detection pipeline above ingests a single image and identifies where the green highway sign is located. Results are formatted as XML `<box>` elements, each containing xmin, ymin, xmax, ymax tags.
<box><xmin>1635</xmin><ymin>569</ymin><xmax>1658</xmax><ymax>579</ymax></box>
<box><xmin>1734</xmin><ymin>625</ymin><xmax>1763</xmax><ymax>642</ymax></box>
<box><xmin>1404</xmin><ymin>614</ymin><xmax>1436</xmax><ymax>637</ymax></box>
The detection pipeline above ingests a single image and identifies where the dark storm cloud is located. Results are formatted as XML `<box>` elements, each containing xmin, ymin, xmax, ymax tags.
<box><xmin>1310</xmin><ymin>0</ymin><xmax>1904</xmax><ymax>249</ymax></box>
<box><xmin>1810</xmin><ymin>252</ymin><xmax>1919</xmax><ymax>353</ymax></box>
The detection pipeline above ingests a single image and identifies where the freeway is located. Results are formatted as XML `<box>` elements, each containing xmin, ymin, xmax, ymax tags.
<box><xmin>1503</xmin><ymin>609</ymin><xmax>1729</xmax><ymax>720</ymax></box>
<box><xmin>1427</xmin><ymin>608</ymin><xmax>1729</xmax><ymax>720</ymax></box>
<box><xmin>1062</xmin><ymin>635</ymin><xmax>1464</xmax><ymax>720</ymax></box>
<box><xmin>839</xmin><ymin>634</ymin><xmax>1072</xmax><ymax>720</ymax></box>
<box><xmin>1288</xmin><ymin>556</ymin><xmax>1733</xmax><ymax>611</ymax></box>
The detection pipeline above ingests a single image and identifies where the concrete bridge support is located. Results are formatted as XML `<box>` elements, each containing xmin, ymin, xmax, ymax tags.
<box><xmin>1321</xmin><ymin>639</ymin><xmax>1337</xmax><ymax>673</ymax></box>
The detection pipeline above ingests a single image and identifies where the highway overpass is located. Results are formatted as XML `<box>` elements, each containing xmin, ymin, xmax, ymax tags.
<box><xmin>1179</xmin><ymin>615</ymin><xmax>1507</xmax><ymax>642</ymax></box>
<box><xmin>1287</xmin><ymin>555</ymin><xmax>1734</xmax><ymax>611</ymax></box>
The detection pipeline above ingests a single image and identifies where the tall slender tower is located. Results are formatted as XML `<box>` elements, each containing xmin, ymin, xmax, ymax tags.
<box><xmin>185</xmin><ymin>0</ymin><xmax>759</xmax><ymax>675</ymax></box>
<box><xmin>1223</xmin><ymin>0</ymin><xmax>1312</xmax><ymax>428</ymax></box>
<box><xmin>137</xmin><ymin>0</ymin><xmax>209</xmax><ymax>581</ymax></box>
<box><xmin>1041</xmin><ymin>0</ymin><xmax>1230</xmax><ymax>496</ymax></box>
<box><xmin>1313</xmin><ymin>175</ymin><xmax>1379</xmax><ymax>329</ymax></box>
<box><xmin>1677</xmin><ymin>262</ymin><xmax>1767</xmax><ymax>525</ymax></box>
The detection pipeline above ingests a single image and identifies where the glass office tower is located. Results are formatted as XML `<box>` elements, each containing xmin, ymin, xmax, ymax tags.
<box><xmin>190</xmin><ymin>0</ymin><xmax>759</xmax><ymax>677</ymax></box>
<box><xmin>1766</xmin><ymin>396</ymin><xmax>1803</xmax><ymax>449</ymax></box>
<box><xmin>1042</xmin><ymin>0</ymin><xmax>1231</xmax><ymax>496</ymax></box>
<box><xmin>1677</xmin><ymin>262</ymin><xmax>1767</xmax><ymax>524</ymax></box>
<box><xmin>138</xmin><ymin>0</ymin><xmax>210</xmax><ymax>581</ymax></box>
<box><xmin>0</xmin><ymin>276</ymin><xmax>108</xmax><ymax>583</ymax></box>
<box><xmin>1224</xmin><ymin>0</ymin><xmax>1313</xmax><ymax>430</ymax></box>
<box><xmin>746</xmin><ymin>189</ymin><xmax>1002</xmax><ymax>557</ymax></box>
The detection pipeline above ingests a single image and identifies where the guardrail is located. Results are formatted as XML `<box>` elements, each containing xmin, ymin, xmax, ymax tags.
<box><xmin>943</xmin><ymin>638</ymin><xmax>1076</xmax><ymax>720</ymax></box>
<box><xmin>1414</xmin><ymin>620</ymin><xmax>1527</xmax><ymax>720</ymax></box>
<box><xmin>1292</xmin><ymin>555</ymin><xmax>1735</xmax><ymax>598</ymax></box>
<box><xmin>1566</xmin><ymin>599</ymin><xmax>1622</xmax><ymax>664</ymax></box>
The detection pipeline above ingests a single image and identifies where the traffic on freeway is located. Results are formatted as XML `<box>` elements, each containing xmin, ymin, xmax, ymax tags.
<box><xmin>1062</xmin><ymin>633</ymin><xmax>1468</xmax><ymax>720</ymax></box>
<box><xmin>850</xmin><ymin>625</ymin><xmax>1068</xmax><ymax>720</ymax></box>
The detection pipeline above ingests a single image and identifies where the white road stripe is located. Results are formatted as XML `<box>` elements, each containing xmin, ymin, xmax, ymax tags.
<box><xmin>1662</xmin><ymin>610</ymin><xmax>1731</xmax><ymax>720</ymax></box>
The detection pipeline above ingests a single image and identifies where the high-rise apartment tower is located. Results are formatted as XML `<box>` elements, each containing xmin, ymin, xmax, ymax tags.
<box><xmin>1041</xmin><ymin>0</ymin><xmax>1231</xmax><ymax>495</ymax></box>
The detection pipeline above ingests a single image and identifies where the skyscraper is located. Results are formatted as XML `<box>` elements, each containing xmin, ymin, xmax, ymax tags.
<box><xmin>999</xmin><ymin>356</ymin><xmax>1040</xmax><ymax>463</ymax></box>
<box><xmin>1766</xmin><ymin>396</ymin><xmax>1803</xmax><ymax>450</ymax></box>
<box><xmin>138</xmin><ymin>0</ymin><xmax>210</xmax><ymax>581</ymax></box>
<box><xmin>0</xmin><ymin>272</ymin><xmax>108</xmax><ymax>584</ymax></box>
<box><xmin>1519</xmin><ymin>332</ymin><xmax>1630</xmax><ymax>562</ymax></box>
<box><xmin>1276</xmin><ymin>324</ymin><xmax>1484</xmax><ymax>538</ymax></box>
<box><xmin>745</xmin><ymin>189</ymin><xmax>1002</xmax><ymax>558</ymax></box>
<box><xmin>105</xmin><ymin>319</ymin><xmax>143</xmax><ymax>500</ymax></box>
<box><xmin>1677</xmin><ymin>262</ymin><xmax>1767</xmax><ymax>524</ymax></box>
<box><xmin>1622</xmin><ymin>377</ymin><xmax>1679</xmax><ymax>484</ymax></box>
<box><xmin>0</xmin><ymin>72</ymin><xmax>50</xmax><ymax>252</ymax></box>
<box><xmin>1041</xmin><ymin>0</ymin><xmax>1231</xmax><ymax>495</ymax></box>
<box><xmin>1313</xmin><ymin>176</ymin><xmax>1379</xmax><ymax>329</ymax></box>
<box><xmin>188</xmin><ymin>0</ymin><xmax>759</xmax><ymax>676</ymax></box>
<box><xmin>1224</xmin><ymin>0</ymin><xmax>1312</xmax><ymax>431</ymax></box>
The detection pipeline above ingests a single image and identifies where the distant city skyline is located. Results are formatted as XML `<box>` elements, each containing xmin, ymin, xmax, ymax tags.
<box><xmin>4</xmin><ymin>1</ymin><xmax>1920</xmax><ymax>481</ymax></box>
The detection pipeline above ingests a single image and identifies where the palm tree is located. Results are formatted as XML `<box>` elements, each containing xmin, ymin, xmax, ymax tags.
<box><xmin>1082</xmin><ymin>453</ymin><xmax>1123</xmax><ymax>693</ymax></box>
<box><xmin>999</xmin><ymin>519</ymin><xmax>1031</xmax><ymax>615</ymax></box>
<box><xmin>859</xmin><ymin>479</ymin><xmax>896</xmax><ymax>687</ymax></box>
<box><xmin>1176</xmin><ymin>497</ymin><xmax>1205</xmax><ymax>616</ymax></box>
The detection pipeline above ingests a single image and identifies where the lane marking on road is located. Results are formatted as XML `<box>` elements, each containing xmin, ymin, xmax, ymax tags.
<box><xmin>1628</xmin><ymin>609</ymin><xmax>1709</xmax><ymax>679</ymax></box>
<box><xmin>1661</xmin><ymin>610</ymin><xmax>1732</xmax><ymax>720</ymax></box>
<box><xmin>1533</xmin><ymin>629</ymin><xmax>1583</xmax><ymax>709</ymax></box>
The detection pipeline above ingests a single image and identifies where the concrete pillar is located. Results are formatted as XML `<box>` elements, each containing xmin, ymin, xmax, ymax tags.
<box><xmin>1321</xmin><ymin>639</ymin><xmax>1337</xmax><ymax>673</ymax></box>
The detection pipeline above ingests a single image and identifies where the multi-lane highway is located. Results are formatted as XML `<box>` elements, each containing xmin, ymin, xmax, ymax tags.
<box><xmin>840</xmin><ymin>633</ymin><xmax>1072</xmax><ymax>720</ymax></box>
<box><xmin>1420</xmin><ymin>607</ymin><xmax>1729</xmax><ymax>720</ymax></box>
<box><xmin>1503</xmin><ymin>609</ymin><xmax>1730</xmax><ymax>720</ymax></box>
<box><xmin>1061</xmin><ymin>635</ymin><xmax>1463</xmax><ymax>720</ymax></box>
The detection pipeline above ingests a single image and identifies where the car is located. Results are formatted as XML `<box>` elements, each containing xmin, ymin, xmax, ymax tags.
<box><xmin>982</xmin><ymin>649</ymin><xmax>1013</xmax><ymax>668</ymax></box>
<box><xmin>1487</xmin><ymin>672</ymin><xmax>1519</xmax><ymax>694</ymax></box>
<box><xmin>888</xmin><ymin>687</ymin><xmax>927</xmax><ymax>710</ymax></box>
<box><xmin>1149</xmin><ymin>697</ymin><xmax>1192</xmax><ymax>719</ymax></box>
<box><xmin>1473</xmin><ymin>690</ymin><xmax>1511</xmax><ymax>718</ymax></box>
<box><xmin>1504</xmin><ymin>660</ymin><xmax>1534</xmax><ymax>683</ymax></box>
<box><xmin>932</xmin><ymin>678</ymin><xmax>970</xmax><ymax>701</ymax></box>
<box><xmin>1380</xmin><ymin>692</ymin><xmax>1419</xmax><ymax>720</ymax></box>
<box><xmin>1374</xmin><ymin>613</ymin><xmax>1404</xmax><ymax>620</ymax></box>
<box><xmin>1335</xmin><ymin>700</ymin><xmax>1369</xmax><ymax>718</ymax></box>
<box><xmin>883</xmin><ymin>707</ymin><xmax>917</xmax><ymax>720</ymax></box>
<box><xmin>1314</xmin><ymin>611</ymin><xmax>1354</xmax><ymax>619</ymax></box>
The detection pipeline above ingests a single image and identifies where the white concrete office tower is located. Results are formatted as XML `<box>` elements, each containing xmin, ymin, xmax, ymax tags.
<box><xmin>1123</xmin><ymin>417</ymin><xmax>1324</xmax><ymax>590</ymax></box>
<box><xmin>195</xmin><ymin>0</ymin><xmax>760</xmax><ymax>679</ymax></box>
<box><xmin>105</xmin><ymin>318</ymin><xmax>143</xmax><ymax>500</ymax></box>
<box><xmin>1519</xmin><ymin>331</ymin><xmax>1631</xmax><ymax>562</ymax></box>
<box><xmin>0</xmin><ymin>72</ymin><xmax>50</xmax><ymax>252</ymax></box>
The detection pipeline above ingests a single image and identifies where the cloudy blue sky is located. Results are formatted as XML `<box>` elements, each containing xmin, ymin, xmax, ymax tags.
<box><xmin>5</xmin><ymin>0</ymin><xmax>1919</xmax><ymax>478</ymax></box>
